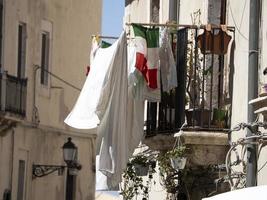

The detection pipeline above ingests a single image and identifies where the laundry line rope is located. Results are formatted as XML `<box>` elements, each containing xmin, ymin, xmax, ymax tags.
<box><xmin>34</xmin><ymin>65</ymin><xmax>81</xmax><ymax>91</ymax></box>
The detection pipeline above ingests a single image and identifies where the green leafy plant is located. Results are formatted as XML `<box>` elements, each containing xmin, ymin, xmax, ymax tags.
<box><xmin>120</xmin><ymin>153</ymin><xmax>157</xmax><ymax>200</ymax></box>
<box><xmin>158</xmin><ymin>145</ymin><xmax>186</xmax><ymax>195</ymax></box>
<box><xmin>166</xmin><ymin>146</ymin><xmax>186</xmax><ymax>159</ymax></box>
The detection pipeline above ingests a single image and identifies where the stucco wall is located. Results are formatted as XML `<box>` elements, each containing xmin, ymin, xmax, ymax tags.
<box><xmin>227</xmin><ymin>0</ymin><xmax>267</xmax><ymax>186</ymax></box>
<box><xmin>179</xmin><ymin>0</ymin><xmax>208</xmax><ymax>25</ymax></box>
<box><xmin>11</xmin><ymin>124</ymin><xmax>96</xmax><ymax>200</ymax></box>
<box><xmin>3</xmin><ymin>0</ymin><xmax>102</xmax><ymax>131</ymax></box>
<box><xmin>257</xmin><ymin>0</ymin><xmax>267</xmax><ymax>185</ymax></box>
<box><xmin>0</xmin><ymin>0</ymin><xmax>101</xmax><ymax>199</ymax></box>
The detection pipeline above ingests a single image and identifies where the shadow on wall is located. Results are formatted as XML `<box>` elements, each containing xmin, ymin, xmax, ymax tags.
<box><xmin>58</xmin><ymin>89</ymin><xmax>70</xmax><ymax>125</ymax></box>
<box><xmin>228</xmin><ymin>40</ymin><xmax>235</xmax><ymax>124</ymax></box>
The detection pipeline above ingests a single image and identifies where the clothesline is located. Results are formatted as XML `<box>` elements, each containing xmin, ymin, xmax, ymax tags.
<box><xmin>125</xmin><ymin>22</ymin><xmax>235</xmax><ymax>31</ymax></box>
<box><xmin>91</xmin><ymin>35</ymin><xmax>119</xmax><ymax>39</ymax></box>
<box><xmin>92</xmin><ymin>22</ymin><xmax>235</xmax><ymax>40</ymax></box>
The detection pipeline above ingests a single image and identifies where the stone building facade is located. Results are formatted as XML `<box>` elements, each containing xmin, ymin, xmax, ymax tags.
<box><xmin>0</xmin><ymin>0</ymin><xmax>101</xmax><ymax>199</ymax></box>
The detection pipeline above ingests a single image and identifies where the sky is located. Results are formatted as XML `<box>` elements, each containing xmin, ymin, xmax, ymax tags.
<box><xmin>101</xmin><ymin>0</ymin><xmax>125</xmax><ymax>37</ymax></box>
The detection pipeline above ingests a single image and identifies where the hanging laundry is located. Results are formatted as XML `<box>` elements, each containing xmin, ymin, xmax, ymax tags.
<box><xmin>132</xmin><ymin>24</ymin><xmax>161</xmax><ymax>102</ymax></box>
<box><xmin>95</xmin><ymin>31</ymin><xmax>145</xmax><ymax>188</ymax></box>
<box><xmin>64</xmin><ymin>37</ymin><xmax>119</xmax><ymax>129</ymax></box>
<box><xmin>159</xmin><ymin>27</ymin><xmax>178</xmax><ymax>91</ymax></box>
<box><xmin>197</xmin><ymin>24</ymin><xmax>213</xmax><ymax>54</ymax></box>
<box><xmin>90</xmin><ymin>36</ymin><xmax>100</xmax><ymax>65</ymax></box>
<box><xmin>127</xmin><ymin>45</ymin><xmax>144</xmax><ymax>99</ymax></box>
<box><xmin>132</xmin><ymin>24</ymin><xmax>160</xmax><ymax>89</ymax></box>
<box><xmin>213</xmin><ymin>25</ymin><xmax>232</xmax><ymax>55</ymax></box>
<box><xmin>197</xmin><ymin>24</ymin><xmax>232</xmax><ymax>55</ymax></box>
<box><xmin>101</xmin><ymin>40</ymin><xmax>112</xmax><ymax>48</ymax></box>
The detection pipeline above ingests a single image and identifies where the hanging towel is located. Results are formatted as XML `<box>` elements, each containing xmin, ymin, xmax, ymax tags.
<box><xmin>96</xmin><ymin>32</ymin><xmax>145</xmax><ymax>188</ymax></box>
<box><xmin>159</xmin><ymin>27</ymin><xmax>178</xmax><ymax>91</ymax></box>
<box><xmin>64</xmin><ymin>38</ymin><xmax>119</xmax><ymax>129</ymax></box>
<box><xmin>132</xmin><ymin>24</ymin><xmax>161</xmax><ymax>102</ymax></box>
<box><xmin>96</xmin><ymin>31</ymin><xmax>129</xmax><ymax>187</ymax></box>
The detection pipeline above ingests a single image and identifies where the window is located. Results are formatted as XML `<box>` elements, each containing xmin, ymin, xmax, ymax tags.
<box><xmin>40</xmin><ymin>32</ymin><xmax>49</xmax><ymax>85</ymax></box>
<box><xmin>208</xmin><ymin>0</ymin><xmax>227</xmax><ymax>24</ymax></box>
<box><xmin>151</xmin><ymin>0</ymin><xmax>160</xmax><ymax>23</ymax></box>
<box><xmin>17</xmin><ymin>23</ymin><xmax>27</xmax><ymax>78</ymax></box>
<box><xmin>17</xmin><ymin>160</ymin><xmax>26</xmax><ymax>200</ymax></box>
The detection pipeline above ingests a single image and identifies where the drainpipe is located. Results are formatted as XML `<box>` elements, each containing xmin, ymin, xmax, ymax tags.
<box><xmin>247</xmin><ymin>0</ymin><xmax>260</xmax><ymax>187</ymax></box>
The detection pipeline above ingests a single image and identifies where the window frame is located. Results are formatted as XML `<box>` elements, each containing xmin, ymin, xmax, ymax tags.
<box><xmin>17</xmin><ymin>22</ymin><xmax>27</xmax><ymax>78</ymax></box>
<box><xmin>40</xmin><ymin>31</ymin><xmax>50</xmax><ymax>85</ymax></box>
<box><xmin>17</xmin><ymin>160</ymin><xmax>26</xmax><ymax>200</ymax></box>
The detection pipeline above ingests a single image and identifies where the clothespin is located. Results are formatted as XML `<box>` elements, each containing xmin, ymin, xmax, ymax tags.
<box><xmin>92</xmin><ymin>34</ymin><xmax>100</xmax><ymax>44</ymax></box>
<box><xmin>221</xmin><ymin>24</ymin><xmax>227</xmax><ymax>32</ymax></box>
<box><xmin>205</xmin><ymin>24</ymin><xmax>212</xmax><ymax>31</ymax></box>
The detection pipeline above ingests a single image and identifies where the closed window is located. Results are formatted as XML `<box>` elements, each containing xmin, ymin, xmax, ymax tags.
<box><xmin>17</xmin><ymin>160</ymin><xmax>26</xmax><ymax>200</ymax></box>
<box><xmin>17</xmin><ymin>23</ymin><xmax>27</xmax><ymax>78</ymax></box>
<box><xmin>40</xmin><ymin>32</ymin><xmax>50</xmax><ymax>85</ymax></box>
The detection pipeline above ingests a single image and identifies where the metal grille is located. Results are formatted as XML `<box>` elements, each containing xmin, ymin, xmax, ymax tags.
<box><xmin>5</xmin><ymin>74</ymin><xmax>27</xmax><ymax>116</ymax></box>
<box><xmin>145</xmin><ymin>27</ymin><xmax>234</xmax><ymax>136</ymax></box>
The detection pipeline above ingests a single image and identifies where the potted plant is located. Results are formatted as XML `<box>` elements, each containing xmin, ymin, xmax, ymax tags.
<box><xmin>120</xmin><ymin>153</ymin><xmax>157</xmax><ymax>200</ymax></box>
<box><xmin>212</xmin><ymin>108</ymin><xmax>228</xmax><ymax>128</ymax></box>
<box><xmin>167</xmin><ymin>146</ymin><xmax>186</xmax><ymax>170</ymax></box>
<box><xmin>157</xmin><ymin>145</ymin><xmax>187</xmax><ymax>196</ymax></box>
<box><xmin>131</xmin><ymin>154</ymin><xmax>150</xmax><ymax>176</ymax></box>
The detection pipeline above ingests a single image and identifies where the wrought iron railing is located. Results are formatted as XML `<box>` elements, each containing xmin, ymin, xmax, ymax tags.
<box><xmin>0</xmin><ymin>71</ymin><xmax>27</xmax><ymax>116</ymax></box>
<box><xmin>145</xmin><ymin>26</ymin><xmax>235</xmax><ymax>136</ymax></box>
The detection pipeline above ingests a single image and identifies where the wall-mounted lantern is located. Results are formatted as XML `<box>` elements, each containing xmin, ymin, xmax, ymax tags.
<box><xmin>32</xmin><ymin>137</ymin><xmax>82</xmax><ymax>178</ymax></box>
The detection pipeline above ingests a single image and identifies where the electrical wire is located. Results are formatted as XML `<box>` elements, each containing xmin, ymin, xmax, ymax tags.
<box><xmin>258</xmin><ymin>159</ymin><xmax>267</xmax><ymax>172</ymax></box>
<box><xmin>34</xmin><ymin>65</ymin><xmax>81</xmax><ymax>91</ymax></box>
<box><xmin>229</xmin><ymin>2</ymin><xmax>249</xmax><ymax>41</ymax></box>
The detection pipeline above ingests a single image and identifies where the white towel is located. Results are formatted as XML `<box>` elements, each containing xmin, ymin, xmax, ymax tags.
<box><xmin>159</xmin><ymin>27</ymin><xmax>178</xmax><ymax>92</ymax></box>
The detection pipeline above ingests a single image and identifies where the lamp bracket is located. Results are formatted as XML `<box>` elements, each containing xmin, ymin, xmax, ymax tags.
<box><xmin>32</xmin><ymin>164</ymin><xmax>66</xmax><ymax>178</ymax></box>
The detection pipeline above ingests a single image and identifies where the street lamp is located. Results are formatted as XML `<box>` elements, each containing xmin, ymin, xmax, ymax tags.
<box><xmin>32</xmin><ymin>137</ymin><xmax>81</xmax><ymax>178</ymax></box>
<box><xmin>63</xmin><ymin>137</ymin><xmax>77</xmax><ymax>165</ymax></box>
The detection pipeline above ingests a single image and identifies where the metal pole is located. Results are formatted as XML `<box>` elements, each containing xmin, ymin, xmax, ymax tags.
<box><xmin>247</xmin><ymin>0</ymin><xmax>260</xmax><ymax>187</ymax></box>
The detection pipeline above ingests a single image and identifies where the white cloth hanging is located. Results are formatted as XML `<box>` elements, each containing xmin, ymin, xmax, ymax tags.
<box><xmin>65</xmin><ymin>32</ymin><xmax>145</xmax><ymax>188</ymax></box>
<box><xmin>96</xmin><ymin>31</ymin><xmax>129</xmax><ymax>187</ymax></box>
<box><xmin>64</xmin><ymin>37</ymin><xmax>119</xmax><ymax>129</ymax></box>
<box><xmin>96</xmin><ymin>35</ymin><xmax>145</xmax><ymax>188</ymax></box>
<box><xmin>128</xmin><ymin>42</ymin><xmax>161</xmax><ymax>102</ymax></box>
<box><xmin>159</xmin><ymin>27</ymin><xmax>178</xmax><ymax>92</ymax></box>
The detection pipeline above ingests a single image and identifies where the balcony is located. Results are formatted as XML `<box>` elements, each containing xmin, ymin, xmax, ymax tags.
<box><xmin>0</xmin><ymin>71</ymin><xmax>27</xmax><ymax>116</ymax></box>
<box><xmin>145</xmin><ymin>26</ymin><xmax>235</xmax><ymax>137</ymax></box>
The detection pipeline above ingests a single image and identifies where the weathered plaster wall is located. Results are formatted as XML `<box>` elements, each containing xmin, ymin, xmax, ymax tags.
<box><xmin>0</xmin><ymin>0</ymin><xmax>102</xmax><ymax>199</ymax></box>
<box><xmin>3</xmin><ymin>0</ymin><xmax>102</xmax><ymax>130</ymax></box>
<box><xmin>257</xmin><ymin>0</ymin><xmax>267</xmax><ymax>185</ymax></box>
<box><xmin>179</xmin><ymin>0</ymin><xmax>208</xmax><ymax>25</ymax></box>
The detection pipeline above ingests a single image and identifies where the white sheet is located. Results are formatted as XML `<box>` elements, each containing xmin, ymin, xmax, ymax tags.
<box><xmin>96</xmin><ymin>31</ymin><xmax>129</xmax><ymax>187</ymax></box>
<box><xmin>97</xmin><ymin>34</ymin><xmax>145</xmax><ymax>188</ymax></box>
<box><xmin>64</xmin><ymin>38</ymin><xmax>119</xmax><ymax>129</ymax></box>
<box><xmin>65</xmin><ymin>32</ymin><xmax>145</xmax><ymax>188</ymax></box>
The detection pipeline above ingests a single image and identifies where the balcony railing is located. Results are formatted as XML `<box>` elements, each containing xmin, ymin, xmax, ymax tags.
<box><xmin>145</xmin><ymin>26</ymin><xmax>235</xmax><ymax>136</ymax></box>
<box><xmin>0</xmin><ymin>71</ymin><xmax>27</xmax><ymax>116</ymax></box>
